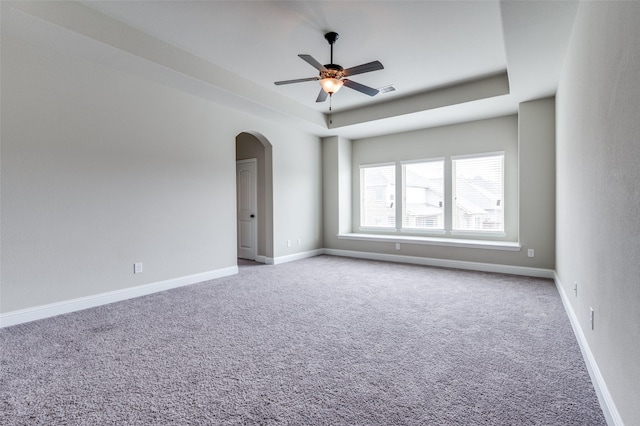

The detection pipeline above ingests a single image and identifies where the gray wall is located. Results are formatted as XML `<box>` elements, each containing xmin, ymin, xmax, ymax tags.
<box><xmin>1</xmin><ymin>14</ymin><xmax>322</xmax><ymax>313</ymax></box>
<box><xmin>556</xmin><ymin>1</ymin><xmax>640</xmax><ymax>423</ymax></box>
<box><xmin>519</xmin><ymin>98</ymin><xmax>556</xmax><ymax>270</ymax></box>
<box><xmin>352</xmin><ymin>116</ymin><xmax>519</xmax><ymax>243</ymax></box>
<box><xmin>322</xmin><ymin>136</ymin><xmax>352</xmax><ymax>247</ymax></box>
<box><xmin>324</xmin><ymin>109</ymin><xmax>556</xmax><ymax>270</ymax></box>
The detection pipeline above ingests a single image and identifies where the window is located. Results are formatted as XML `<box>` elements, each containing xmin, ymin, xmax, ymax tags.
<box><xmin>359</xmin><ymin>152</ymin><xmax>505</xmax><ymax>237</ymax></box>
<box><xmin>361</xmin><ymin>164</ymin><xmax>395</xmax><ymax>228</ymax></box>
<box><xmin>452</xmin><ymin>153</ymin><xmax>504</xmax><ymax>232</ymax></box>
<box><xmin>402</xmin><ymin>160</ymin><xmax>444</xmax><ymax>230</ymax></box>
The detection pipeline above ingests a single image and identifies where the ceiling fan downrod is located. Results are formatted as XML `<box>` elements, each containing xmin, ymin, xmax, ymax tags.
<box><xmin>324</xmin><ymin>31</ymin><xmax>339</xmax><ymax>66</ymax></box>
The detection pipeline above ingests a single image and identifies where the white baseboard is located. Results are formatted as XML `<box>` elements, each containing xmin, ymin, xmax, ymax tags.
<box><xmin>0</xmin><ymin>266</ymin><xmax>238</xmax><ymax>328</ymax></box>
<box><xmin>0</xmin><ymin>250</ymin><xmax>618</xmax><ymax>424</ymax></box>
<box><xmin>554</xmin><ymin>273</ymin><xmax>622</xmax><ymax>426</ymax></box>
<box><xmin>322</xmin><ymin>250</ymin><xmax>617</xmax><ymax>422</ymax></box>
<box><xmin>272</xmin><ymin>249</ymin><xmax>324</xmax><ymax>265</ymax></box>
<box><xmin>323</xmin><ymin>248</ymin><xmax>555</xmax><ymax>278</ymax></box>
<box><xmin>254</xmin><ymin>255</ymin><xmax>271</xmax><ymax>265</ymax></box>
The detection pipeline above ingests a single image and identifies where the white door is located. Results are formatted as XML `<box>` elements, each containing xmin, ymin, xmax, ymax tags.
<box><xmin>237</xmin><ymin>159</ymin><xmax>258</xmax><ymax>260</ymax></box>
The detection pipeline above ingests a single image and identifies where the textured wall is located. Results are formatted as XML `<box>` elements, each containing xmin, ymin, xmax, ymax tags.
<box><xmin>1</xmin><ymin>10</ymin><xmax>322</xmax><ymax>313</ymax></box>
<box><xmin>556</xmin><ymin>1</ymin><xmax>640</xmax><ymax>423</ymax></box>
<box><xmin>1</xmin><ymin>34</ymin><xmax>235</xmax><ymax>312</ymax></box>
<box><xmin>519</xmin><ymin>98</ymin><xmax>556</xmax><ymax>270</ymax></box>
<box><xmin>324</xmin><ymin>114</ymin><xmax>556</xmax><ymax>270</ymax></box>
<box><xmin>322</xmin><ymin>136</ymin><xmax>352</xmax><ymax>248</ymax></box>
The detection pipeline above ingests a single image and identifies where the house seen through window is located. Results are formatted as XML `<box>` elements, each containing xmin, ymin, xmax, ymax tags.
<box><xmin>360</xmin><ymin>152</ymin><xmax>504</xmax><ymax>235</ymax></box>
<box><xmin>452</xmin><ymin>154</ymin><xmax>504</xmax><ymax>232</ymax></box>
<box><xmin>402</xmin><ymin>160</ymin><xmax>444</xmax><ymax>230</ymax></box>
<box><xmin>361</xmin><ymin>164</ymin><xmax>395</xmax><ymax>228</ymax></box>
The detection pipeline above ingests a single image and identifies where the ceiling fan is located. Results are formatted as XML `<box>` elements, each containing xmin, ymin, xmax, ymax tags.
<box><xmin>274</xmin><ymin>32</ymin><xmax>384</xmax><ymax>104</ymax></box>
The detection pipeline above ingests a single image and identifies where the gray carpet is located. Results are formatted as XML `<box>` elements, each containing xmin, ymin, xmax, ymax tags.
<box><xmin>1</xmin><ymin>255</ymin><xmax>606</xmax><ymax>425</ymax></box>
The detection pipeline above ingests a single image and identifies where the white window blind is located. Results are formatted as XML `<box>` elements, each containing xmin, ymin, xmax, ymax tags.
<box><xmin>452</xmin><ymin>154</ymin><xmax>504</xmax><ymax>232</ymax></box>
<box><xmin>402</xmin><ymin>160</ymin><xmax>444</xmax><ymax>230</ymax></box>
<box><xmin>361</xmin><ymin>164</ymin><xmax>396</xmax><ymax>228</ymax></box>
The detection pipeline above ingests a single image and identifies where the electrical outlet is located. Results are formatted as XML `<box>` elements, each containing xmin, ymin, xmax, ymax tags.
<box><xmin>287</xmin><ymin>240</ymin><xmax>291</xmax><ymax>247</ymax></box>
<box><xmin>395</xmin><ymin>243</ymin><xmax>401</xmax><ymax>250</ymax></box>
<box><xmin>590</xmin><ymin>307</ymin><xmax>595</xmax><ymax>330</ymax></box>
<box><xmin>297</xmin><ymin>238</ymin><xmax>301</xmax><ymax>246</ymax></box>
<box><xmin>134</xmin><ymin>262</ymin><xmax>143</xmax><ymax>274</ymax></box>
<box><xmin>527</xmin><ymin>249</ymin><xmax>535</xmax><ymax>258</ymax></box>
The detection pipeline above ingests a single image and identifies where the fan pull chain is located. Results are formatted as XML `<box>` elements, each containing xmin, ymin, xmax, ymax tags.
<box><xmin>329</xmin><ymin>93</ymin><xmax>333</xmax><ymax>125</ymax></box>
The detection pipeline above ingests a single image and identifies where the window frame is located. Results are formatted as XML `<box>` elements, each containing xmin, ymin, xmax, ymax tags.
<box><xmin>451</xmin><ymin>151</ymin><xmax>505</xmax><ymax>237</ymax></box>
<box><xmin>401</xmin><ymin>157</ymin><xmax>446</xmax><ymax>234</ymax></box>
<box><xmin>359</xmin><ymin>162</ymin><xmax>397</xmax><ymax>232</ymax></box>
<box><xmin>357</xmin><ymin>151</ymin><xmax>507</xmax><ymax>240</ymax></box>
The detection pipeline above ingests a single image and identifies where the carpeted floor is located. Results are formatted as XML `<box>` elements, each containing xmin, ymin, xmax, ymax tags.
<box><xmin>0</xmin><ymin>255</ymin><xmax>605</xmax><ymax>425</ymax></box>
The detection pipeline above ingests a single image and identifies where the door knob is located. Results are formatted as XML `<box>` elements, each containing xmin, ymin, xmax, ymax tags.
<box><xmin>250</xmin><ymin>214</ymin><xmax>255</xmax><ymax>218</ymax></box>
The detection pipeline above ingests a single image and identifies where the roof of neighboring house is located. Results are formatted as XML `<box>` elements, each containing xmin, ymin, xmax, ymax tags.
<box><xmin>365</xmin><ymin>167</ymin><xmax>501</xmax><ymax>216</ymax></box>
<box><xmin>405</xmin><ymin>204</ymin><xmax>444</xmax><ymax>217</ymax></box>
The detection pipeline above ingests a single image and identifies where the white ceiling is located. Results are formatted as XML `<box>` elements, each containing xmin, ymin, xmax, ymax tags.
<box><xmin>6</xmin><ymin>1</ymin><xmax>581</xmax><ymax>139</ymax></box>
<box><xmin>84</xmin><ymin>1</ymin><xmax>508</xmax><ymax>112</ymax></box>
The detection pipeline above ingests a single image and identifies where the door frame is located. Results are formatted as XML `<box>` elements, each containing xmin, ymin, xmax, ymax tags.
<box><xmin>235</xmin><ymin>131</ymin><xmax>274</xmax><ymax>263</ymax></box>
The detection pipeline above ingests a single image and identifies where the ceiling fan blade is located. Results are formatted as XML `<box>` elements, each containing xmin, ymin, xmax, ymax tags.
<box><xmin>343</xmin><ymin>60</ymin><xmax>384</xmax><ymax>77</ymax></box>
<box><xmin>299</xmin><ymin>54</ymin><xmax>327</xmax><ymax>72</ymax></box>
<box><xmin>274</xmin><ymin>77</ymin><xmax>320</xmax><ymax>85</ymax></box>
<box><xmin>316</xmin><ymin>89</ymin><xmax>328</xmax><ymax>103</ymax></box>
<box><xmin>343</xmin><ymin>79</ymin><xmax>380</xmax><ymax>97</ymax></box>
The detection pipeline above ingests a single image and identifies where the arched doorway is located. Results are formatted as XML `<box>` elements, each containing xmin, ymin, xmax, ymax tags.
<box><xmin>235</xmin><ymin>132</ymin><xmax>274</xmax><ymax>263</ymax></box>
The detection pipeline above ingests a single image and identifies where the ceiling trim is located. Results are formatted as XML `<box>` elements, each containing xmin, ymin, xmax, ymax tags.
<box><xmin>329</xmin><ymin>71</ymin><xmax>510</xmax><ymax>129</ymax></box>
<box><xmin>4</xmin><ymin>1</ymin><xmax>580</xmax><ymax>141</ymax></box>
<box><xmin>5</xmin><ymin>1</ymin><xmax>328</xmax><ymax>131</ymax></box>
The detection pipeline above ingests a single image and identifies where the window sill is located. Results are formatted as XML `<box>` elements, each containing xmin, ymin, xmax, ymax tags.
<box><xmin>337</xmin><ymin>233</ymin><xmax>521</xmax><ymax>251</ymax></box>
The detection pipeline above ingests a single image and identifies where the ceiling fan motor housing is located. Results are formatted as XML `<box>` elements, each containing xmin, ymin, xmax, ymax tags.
<box><xmin>321</xmin><ymin>64</ymin><xmax>344</xmax><ymax>80</ymax></box>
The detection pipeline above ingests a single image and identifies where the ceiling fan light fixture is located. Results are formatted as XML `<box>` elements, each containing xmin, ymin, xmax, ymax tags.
<box><xmin>274</xmin><ymin>31</ymin><xmax>383</xmax><ymax>105</ymax></box>
<box><xmin>320</xmin><ymin>77</ymin><xmax>343</xmax><ymax>94</ymax></box>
